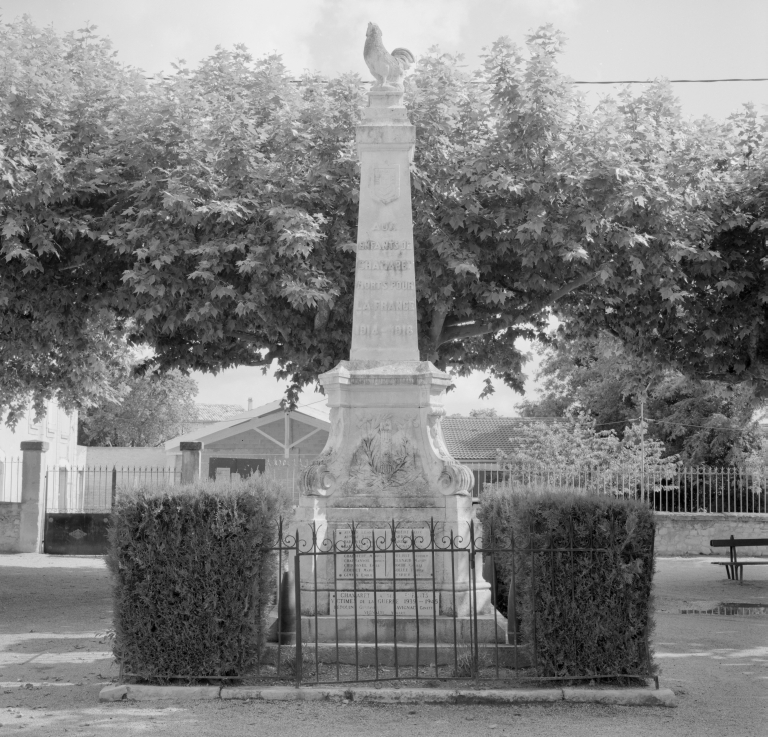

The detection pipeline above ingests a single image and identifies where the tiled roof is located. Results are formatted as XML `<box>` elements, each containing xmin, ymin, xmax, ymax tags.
<box><xmin>191</xmin><ymin>404</ymin><xmax>245</xmax><ymax>422</ymax></box>
<box><xmin>442</xmin><ymin>417</ymin><xmax>565</xmax><ymax>461</ymax></box>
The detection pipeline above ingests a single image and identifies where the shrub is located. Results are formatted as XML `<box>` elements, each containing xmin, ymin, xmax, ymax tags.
<box><xmin>478</xmin><ymin>489</ymin><xmax>656</xmax><ymax>682</ymax></box>
<box><xmin>107</xmin><ymin>476</ymin><xmax>288</xmax><ymax>681</ymax></box>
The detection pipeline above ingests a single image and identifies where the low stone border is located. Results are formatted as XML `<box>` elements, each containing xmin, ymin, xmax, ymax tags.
<box><xmin>100</xmin><ymin>684</ymin><xmax>676</xmax><ymax>707</ymax></box>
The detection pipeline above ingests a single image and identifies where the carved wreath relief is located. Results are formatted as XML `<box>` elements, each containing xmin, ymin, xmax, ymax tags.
<box><xmin>344</xmin><ymin>414</ymin><xmax>427</xmax><ymax>494</ymax></box>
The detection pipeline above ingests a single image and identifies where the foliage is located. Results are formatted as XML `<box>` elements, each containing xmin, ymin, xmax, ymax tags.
<box><xmin>78</xmin><ymin>366</ymin><xmax>198</xmax><ymax>447</ymax></box>
<box><xmin>106</xmin><ymin>476</ymin><xmax>287</xmax><ymax>681</ymax></box>
<box><xmin>501</xmin><ymin>411</ymin><xmax>674</xmax><ymax>475</ymax></box>
<box><xmin>468</xmin><ymin>407</ymin><xmax>499</xmax><ymax>418</ymax></box>
<box><xmin>2</xmin><ymin>18</ymin><xmax>767</xmax><ymax>419</ymax></box>
<box><xmin>520</xmin><ymin>334</ymin><xmax>762</xmax><ymax>465</ymax></box>
<box><xmin>478</xmin><ymin>489</ymin><xmax>656</xmax><ymax>681</ymax></box>
<box><xmin>0</xmin><ymin>19</ymin><xmax>148</xmax><ymax>426</ymax></box>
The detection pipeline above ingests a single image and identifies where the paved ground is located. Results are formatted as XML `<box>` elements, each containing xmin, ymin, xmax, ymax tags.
<box><xmin>0</xmin><ymin>553</ymin><xmax>766</xmax><ymax>736</ymax></box>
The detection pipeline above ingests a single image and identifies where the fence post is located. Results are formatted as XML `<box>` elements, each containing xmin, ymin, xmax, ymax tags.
<box><xmin>278</xmin><ymin>557</ymin><xmax>297</xmax><ymax>645</ymax></box>
<box><xmin>180</xmin><ymin>442</ymin><xmax>203</xmax><ymax>485</ymax></box>
<box><xmin>18</xmin><ymin>441</ymin><xmax>49</xmax><ymax>553</ymax></box>
<box><xmin>111</xmin><ymin>467</ymin><xmax>117</xmax><ymax>508</ymax></box>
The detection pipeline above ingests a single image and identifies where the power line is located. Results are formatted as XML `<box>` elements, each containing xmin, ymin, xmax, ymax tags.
<box><xmin>589</xmin><ymin>416</ymin><xmax>742</xmax><ymax>430</ymax></box>
<box><xmin>145</xmin><ymin>75</ymin><xmax>768</xmax><ymax>85</ymax></box>
<box><xmin>572</xmin><ymin>77</ymin><xmax>768</xmax><ymax>85</ymax></box>
<box><xmin>644</xmin><ymin>417</ymin><xmax>740</xmax><ymax>431</ymax></box>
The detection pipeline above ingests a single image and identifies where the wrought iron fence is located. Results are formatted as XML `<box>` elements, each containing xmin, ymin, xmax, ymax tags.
<box><xmin>257</xmin><ymin>519</ymin><xmax>657</xmax><ymax>688</ymax></box>
<box><xmin>469</xmin><ymin>462</ymin><xmax>768</xmax><ymax>514</ymax></box>
<box><xmin>44</xmin><ymin>465</ymin><xmax>181</xmax><ymax>513</ymax></box>
<box><xmin>0</xmin><ymin>458</ymin><xmax>22</xmax><ymax>503</ymax></box>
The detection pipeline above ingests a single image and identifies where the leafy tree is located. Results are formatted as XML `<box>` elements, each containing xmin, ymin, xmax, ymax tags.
<box><xmin>520</xmin><ymin>334</ymin><xmax>762</xmax><ymax>465</ymax></box>
<box><xmin>469</xmin><ymin>408</ymin><xmax>499</xmax><ymax>418</ymax></box>
<box><xmin>78</xmin><ymin>367</ymin><xmax>198</xmax><ymax>447</ymax></box>
<box><xmin>498</xmin><ymin>412</ymin><xmax>675</xmax><ymax>489</ymax></box>
<box><xmin>2</xmin><ymin>18</ymin><xmax>766</xmax><ymax>424</ymax></box>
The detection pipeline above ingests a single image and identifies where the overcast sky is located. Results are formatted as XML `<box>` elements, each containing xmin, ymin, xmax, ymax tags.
<box><xmin>5</xmin><ymin>1</ymin><xmax>766</xmax><ymax>414</ymax></box>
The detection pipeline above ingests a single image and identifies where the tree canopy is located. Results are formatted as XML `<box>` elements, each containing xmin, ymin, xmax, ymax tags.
<box><xmin>77</xmin><ymin>361</ymin><xmax>198</xmax><ymax>447</ymax></box>
<box><xmin>2</xmin><ymin>17</ymin><xmax>766</xmax><ymax>424</ymax></box>
<box><xmin>520</xmin><ymin>334</ymin><xmax>762</xmax><ymax>465</ymax></box>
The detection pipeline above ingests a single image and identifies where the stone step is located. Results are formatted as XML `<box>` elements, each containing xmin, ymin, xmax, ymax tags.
<box><xmin>298</xmin><ymin>615</ymin><xmax>508</xmax><ymax>644</ymax></box>
<box><xmin>262</xmin><ymin>642</ymin><xmax>530</xmax><ymax>668</ymax></box>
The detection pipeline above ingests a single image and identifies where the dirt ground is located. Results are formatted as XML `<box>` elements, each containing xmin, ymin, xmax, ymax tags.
<box><xmin>0</xmin><ymin>553</ymin><xmax>766</xmax><ymax>737</ymax></box>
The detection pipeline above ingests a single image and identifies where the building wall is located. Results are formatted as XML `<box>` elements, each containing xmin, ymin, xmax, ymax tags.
<box><xmin>84</xmin><ymin>447</ymin><xmax>173</xmax><ymax>469</ymax></box>
<box><xmin>655</xmin><ymin>513</ymin><xmax>768</xmax><ymax>557</ymax></box>
<box><xmin>0</xmin><ymin>402</ymin><xmax>80</xmax><ymax>505</ymax></box>
<box><xmin>0</xmin><ymin>502</ymin><xmax>21</xmax><ymax>552</ymax></box>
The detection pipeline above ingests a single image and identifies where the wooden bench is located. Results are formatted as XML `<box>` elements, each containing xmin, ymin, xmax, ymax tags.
<box><xmin>710</xmin><ymin>536</ymin><xmax>768</xmax><ymax>582</ymax></box>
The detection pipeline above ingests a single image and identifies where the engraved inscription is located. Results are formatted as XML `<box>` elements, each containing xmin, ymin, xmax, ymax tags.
<box><xmin>355</xmin><ymin>325</ymin><xmax>414</xmax><ymax>336</ymax></box>
<box><xmin>332</xmin><ymin>528</ymin><xmax>434</xmax><ymax>580</ymax></box>
<box><xmin>357</xmin><ymin>300</ymin><xmax>416</xmax><ymax>311</ymax></box>
<box><xmin>330</xmin><ymin>591</ymin><xmax>436</xmax><ymax>616</ymax></box>
<box><xmin>356</xmin><ymin>281</ymin><xmax>415</xmax><ymax>290</ymax></box>
<box><xmin>372</xmin><ymin>221</ymin><xmax>397</xmax><ymax>231</ymax></box>
<box><xmin>357</xmin><ymin>259</ymin><xmax>412</xmax><ymax>271</ymax></box>
<box><xmin>357</xmin><ymin>240</ymin><xmax>411</xmax><ymax>250</ymax></box>
<box><xmin>335</xmin><ymin>529</ymin><xmax>387</xmax><ymax>580</ymax></box>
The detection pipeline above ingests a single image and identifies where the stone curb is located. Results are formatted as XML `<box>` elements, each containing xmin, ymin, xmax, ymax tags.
<box><xmin>562</xmin><ymin>687</ymin><xmax>677</xmax><ymax>707</ymax></box>
<box><xmin>100</xmin><ymin>684</ymin><xmax>676</xmax><ymax>707</ymax></box>
<box><xmin>99</xmin><ymin>684</ymin><xmax>221</xmax><ymax>702</ymax></box>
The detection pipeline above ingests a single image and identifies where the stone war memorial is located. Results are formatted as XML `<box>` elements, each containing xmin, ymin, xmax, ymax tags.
<box><xmin>291</xmin><ymin>23</ymin><xmax>505</xmax><ymax>668</ymax></box>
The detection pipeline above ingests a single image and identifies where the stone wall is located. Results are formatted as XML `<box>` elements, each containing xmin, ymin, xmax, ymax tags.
<box><xmin>655</xmin><ymin>512</ymin><xmax>768</xmax><ymax>556</ymax></box>
<box><xmin>0</xmin><ymin>502</ymin><xmax>21</xmax><ymax>552</ymax></box>
<box><xmin>83</xmin><ymin>446</ymin><xmax>173</xmax><ymax>469</ymax></box>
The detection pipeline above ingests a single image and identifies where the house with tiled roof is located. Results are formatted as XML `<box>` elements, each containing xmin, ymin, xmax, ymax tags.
<box><xmin>164</xmin><ymin>406</ymin><xmax>562</xmax><ymax>500</ymax></box>
<box><xmin>165</xmin><ymin>401</ymin><xmax>331</xmax><ymax>502</ymax></box>
<box><xmin>176</xmin><ymin>403</ymin><xmax>246</xmax><ymax>435</ymax></box>
<box><xmin>441</xmin><ymin>416</ymin><xmax>565</xmax><ymax>495</ymax></box>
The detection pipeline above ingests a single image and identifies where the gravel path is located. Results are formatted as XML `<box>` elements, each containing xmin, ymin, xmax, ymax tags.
<box><xmin>0</xmin><ymin>554</ymin><xmax>766</xmax><ymax>737</ymax></box>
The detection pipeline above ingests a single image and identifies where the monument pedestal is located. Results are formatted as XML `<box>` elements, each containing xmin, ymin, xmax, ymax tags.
<box><xmin>296</xmin><ymin>359</ymin><xmax>492</xmax><ymax>630</ymax></box>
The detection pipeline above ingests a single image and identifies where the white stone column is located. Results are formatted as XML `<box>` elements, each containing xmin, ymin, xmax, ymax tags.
<box><xmin>297</xmin><ymin>88</ymin><xmax>488</xmax><ymax>625</ymax></box>
<box><xmin>351</xmin><ymin>90</ymin><xmax>419</xmax><ymax>362</ymax></box>
<box><xmin>19</xmin><ymin>441</ymin><xmax>48</xmax><ymax>553</ymax></box>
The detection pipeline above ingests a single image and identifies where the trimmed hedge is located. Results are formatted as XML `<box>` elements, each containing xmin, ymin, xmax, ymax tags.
<box><xmin>478</xmin><ymin>490</ymin><xmax>656</xmax><ymax>681</ymax></box>
<box><xmin>107</xmin><ymin>477</ymin><xmax>287</xmax><ymax>681</ymax></box>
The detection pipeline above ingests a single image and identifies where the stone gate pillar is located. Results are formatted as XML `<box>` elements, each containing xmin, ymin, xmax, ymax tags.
<box><xmin>180</xmin><ymin>442</ymin><xmax>203</xmax><ymax>485</ymax></box>
<box><xmin>19</xmin><ymin>440</ymin><xmax>48</xmax><ymax>553</ymax></box>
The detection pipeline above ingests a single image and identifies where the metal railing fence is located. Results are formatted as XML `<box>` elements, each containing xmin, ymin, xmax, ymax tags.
<box><xmin>45</xmin><ymin>465</ymin><xmax>181</xmax><ymax>513</ymax></box>
<box><xmin>36</xmin><ymin>459</ymin><xmax>768</xmax><ymax>514</ymax></box>
<box><xmin>253</xmin><ymin>518</ymin><xmax>657</xmax><ymax>688</ymax></box>
<box><xmin>0</xmin><ymin>458</ymin><xmax>23</xmax><ymax>503</ymax></box>
<box><xmin>469</xmin><ymin>462</ymin><xmax>768</xmax><ymax>514</ymax></box>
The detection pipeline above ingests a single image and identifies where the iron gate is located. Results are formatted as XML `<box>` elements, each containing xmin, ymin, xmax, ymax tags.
<box><xmin>43</xmin><ymin>466</ymin><xmax>180</xmax><ymax>554</ymax></box>
<box><xmin>261</xmin><ymin>519</ymin><xmax>658</xmax><ymax>688</ymax></box>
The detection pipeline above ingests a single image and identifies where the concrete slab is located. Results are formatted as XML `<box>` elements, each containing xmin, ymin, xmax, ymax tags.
<box><xmin>99</xmin><ymin>684</ymin><xmax>221</xmax><ymax>701</ymax></box>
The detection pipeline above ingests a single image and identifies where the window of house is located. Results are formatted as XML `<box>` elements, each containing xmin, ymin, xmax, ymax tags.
<box><xmin>28</xmin><ymin>406</ymin><xmax>41</xmax><ymax>433</ymax></box>
<box><xmin>59</xmin><ymin>408</ymin><xmax>71</xmax><ymax>439</ymax></box>
<box><xmin>208</xmin><ymin>458</ymin><xmax>266</xmax><ymax>481</ymax></box>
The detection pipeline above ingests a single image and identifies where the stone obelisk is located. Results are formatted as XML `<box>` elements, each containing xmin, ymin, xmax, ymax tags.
<box><xmin>296</xmin><ymin>25</ymin><xmax>491</xmax><ymax>646</ymax></box>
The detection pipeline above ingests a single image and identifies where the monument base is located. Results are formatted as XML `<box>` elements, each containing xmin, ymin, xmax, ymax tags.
<box><xmin>262</xmin><ymin>641</ymin><xmax>530</xmax><ymax>669</ymax></box>
<box><xmin>301</xmin><ymin>614</ymin><xmax>506</xmax><ymax>644</ymax></box>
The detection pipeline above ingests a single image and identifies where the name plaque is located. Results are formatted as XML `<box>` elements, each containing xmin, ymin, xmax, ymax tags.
<box><xmin>330</xmin><ymin>591</ymin><xmax>436</xmax><ymax>617</ymax></box>
<box><xmin>334</xmin><ymin>529</ymin><xmax>433</xmax><ymax>580</ymax></box>
<box><xmin>334</xmin><ymin>529</ymin><xmax>387</xmax><ymax>580</ymax></box>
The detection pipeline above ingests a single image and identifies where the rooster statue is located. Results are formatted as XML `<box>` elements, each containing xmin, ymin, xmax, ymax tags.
<box><xmin>363</xmin><ymin>22</ymin><xmax>415</xmax><ymax>91</ymax></box>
